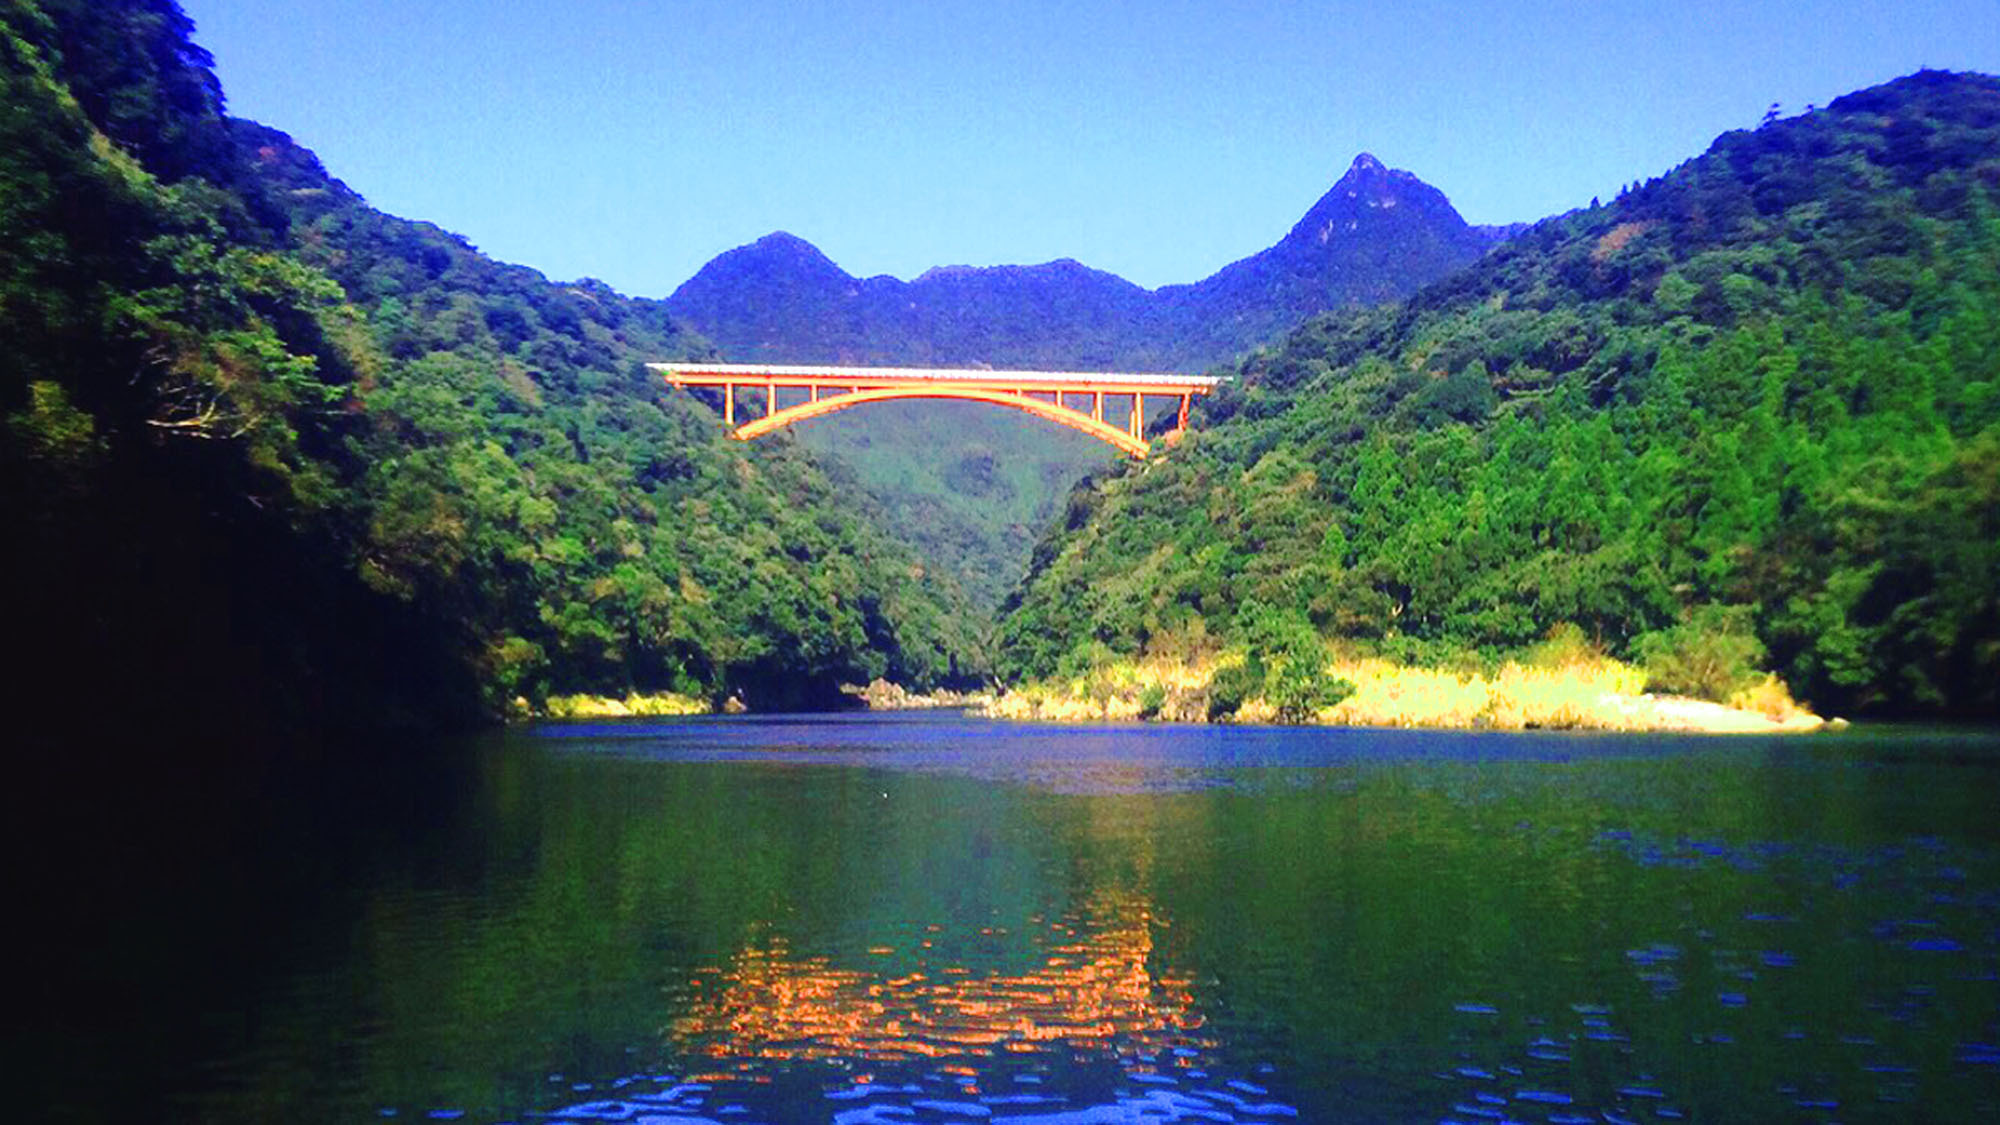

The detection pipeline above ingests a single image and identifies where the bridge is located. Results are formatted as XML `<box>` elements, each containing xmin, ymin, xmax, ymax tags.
<box><xmin>651</xmin><ymin>363</ymin><xmax>1222</xmax><ymax>458</ymax></box>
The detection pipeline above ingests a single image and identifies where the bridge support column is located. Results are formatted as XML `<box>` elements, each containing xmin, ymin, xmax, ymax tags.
<box><xmin>765</xmin><ymin>382</ymin><xmax>775</xmax><ymax>417</ymax></box>
<box><xmin>724</xmin><ymin>383</ymin><xmax>735</xmax><ymax>427</ymax></box>
<box><xmin>1178</xmin><ymin>394</ymin><xmax>1190</xmax><ymax>431</ymax></box>
<box><xmin>1093</xmin><ymin>392</ymin><xmax>1103</xmax><ymax>423</ymax></box>
<box><xmin>1130</xmin><ymin>394</ymin><xmax>1144</xmax><ymax>439</ymax></box>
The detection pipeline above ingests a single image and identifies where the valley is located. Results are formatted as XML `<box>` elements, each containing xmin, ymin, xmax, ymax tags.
<box><xmin>10</xmin><ymin>6</ymin><xmax>2000</xmax><ymax>1124</ymax></box>
<box><xmin>3</xmin><ymin>2</ymin><xmax>1996</xmax><ymax>738</ymax></box>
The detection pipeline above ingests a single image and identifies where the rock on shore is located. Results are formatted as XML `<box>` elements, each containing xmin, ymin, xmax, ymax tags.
<box><xmin>844</xmin><ymin>679</ymin><xmax>994</xmax><ymax>711</ymax></box>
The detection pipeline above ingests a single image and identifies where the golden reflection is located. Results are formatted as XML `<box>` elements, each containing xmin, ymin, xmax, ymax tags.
<box><xmin>670</xmin><ymin>894</ymin><xmax>1208</xmax><ymax>1068</ymax></box>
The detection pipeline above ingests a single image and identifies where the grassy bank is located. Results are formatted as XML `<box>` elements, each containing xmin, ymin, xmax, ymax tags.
<box><xmin>984</xmin><ymin>645</ymin><xmax>1827</xmax><ymax>733</ymax></box>
<box><xmin>529</xmin><ymin>691</ymin><xmax>713</xmax><ymax>720</ymax></box>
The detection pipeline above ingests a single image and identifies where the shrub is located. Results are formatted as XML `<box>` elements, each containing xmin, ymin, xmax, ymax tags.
<box><xmin>1406</xmin><ymin>361</ymin><xmax>1500</xmax><ymax>428</ymax></box>
<box><xmin>1267</xmin><ymin>658</ymin><xmax>1355</xmax><ymax>721</ymax></box>
<box><xmin>1523</xmin><ymin>622</ymin><xmax>1604</xmax><ymax>669</ymax></box>
<box><xmin>1137</xmin><ymin>681</ymin><xmax>1167</xmax><ymax>720</ymax></box>
<box><xmin>1205</xmin><ymin>655</ymin><xmax>1265</xmax><ymax>720</ymax></box>
<box><xmin>1729</xmin><ymin>673</ymin><xmax>1809</xmax><ymax>721</ymax></box>
<box><xmin>1635</xmin><ymin>605</ymin><xmax>1769</xmax><ymax>701</ymax></box>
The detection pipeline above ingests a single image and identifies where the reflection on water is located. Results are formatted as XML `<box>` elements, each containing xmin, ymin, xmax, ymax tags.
<box><xmin>24</xmin><ymin>716</ymin><xmax>2000</xmax><ymax>1123</ymax></box>
<box><xmin>674</xmin><ymin>895</ymin><xmax>1205</xmax><ymax>1066</ymax></box>
<box><xmin>546</xmin><ymin>890</ymin><xmax>1298</xmax><ymax>1122</ymax></box>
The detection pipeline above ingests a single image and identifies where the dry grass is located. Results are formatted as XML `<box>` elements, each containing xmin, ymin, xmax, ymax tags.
<box><xmin>1591</xmin><ymin>220</ymin><xmax>1656</xmax><ymax>261</ymax></box>
<box><xmin>1322</xmin><ymin>659</ymin><xmax>1489</xmax><ymax>726</ymax></box>
<box><xmin>985</xmin><ymin>652</ymin><xmax>1219</xmax><ymax>722</ymax></box>
<box><xmin>988</xmin><ymin>649</ymin><xmax>1822</xmax><ymax>733</ymax></box>
<box><xmin>542</xmin><ymin>691</ymin><xmax>709</xmax><ymax>718</ymax></box>
<box><xmin>1492</xmin><ymin>659</ymin><xmax>1651</xmax><ymax>729</ymax></box>
<box><xmin>1728</xmin><ymin>674</ymin><xmax>1810</xmax><ymax>722</ymax></box>
<box><xmin>1318</xmin><ymin>657</ymin><xmax>1645</xmax><ymax>729</ymax></box>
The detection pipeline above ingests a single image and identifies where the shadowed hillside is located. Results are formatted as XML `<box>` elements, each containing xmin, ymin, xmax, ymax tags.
<box><xmin>1</xmin><ymin>0</ymin><xmax>986</xmax><ymax>746</ymax></box>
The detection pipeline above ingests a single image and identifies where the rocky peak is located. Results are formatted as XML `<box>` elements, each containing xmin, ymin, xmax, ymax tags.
<box><xmin>1282</xmin><ymin>152</ymin><xmax>1469</xmax><ymax>247</ymax></box>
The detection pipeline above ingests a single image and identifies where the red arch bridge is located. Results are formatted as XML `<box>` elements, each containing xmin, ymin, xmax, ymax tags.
<box><xmin>651</xmin><ymin>363</ymin><xmax>1223</xmax><ymax>458</ymax></box>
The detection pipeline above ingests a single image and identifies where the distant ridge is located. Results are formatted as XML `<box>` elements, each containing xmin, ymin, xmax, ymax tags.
<box><xmin>666</xmin><ymin>154</ymin><xmax>1501</xmax><ymax>373</ymax></box>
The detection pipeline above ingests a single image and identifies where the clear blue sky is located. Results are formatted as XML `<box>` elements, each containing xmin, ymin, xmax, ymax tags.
<box><xmin>180</xmin><ymin>0</ymin><xmax>1995</xmax><ymax>296</ymax></box>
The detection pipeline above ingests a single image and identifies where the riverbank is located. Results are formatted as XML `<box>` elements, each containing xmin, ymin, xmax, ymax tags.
<box><xmin>982</xmin><ymin>654</ymin><xmax>1831</xmax><ymax>733</ymax></box>
<box><xmin>528</xmin><ymin>691</ymin><xmax>713</xmax><ymax>719</ymax></box>
<box><xmin>842</xmin><ymin>679</ymin><xmax>995</xmax><ymax>711</ymax></box>
<box><xmin>520</xmin><ymin>681</ymin><xmax>989</xmax><ymax>720</ymax></box>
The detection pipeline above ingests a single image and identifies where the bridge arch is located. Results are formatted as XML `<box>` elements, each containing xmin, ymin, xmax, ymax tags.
<box><xmin>735</xmin><ymin>385</ymin><xmax>1150</xmax><ymax>457</ymax></box>
<box><xmin>651</xmin><ymin>363</ymin><xmax>1220</xmax><ymax>459</ymax></box>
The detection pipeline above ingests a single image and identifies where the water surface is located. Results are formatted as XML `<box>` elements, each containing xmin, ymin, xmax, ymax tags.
<box><xmin>28</xmin><ymin>715</ymin><xmax>2000</xmax><ymax>1123</ymax></box>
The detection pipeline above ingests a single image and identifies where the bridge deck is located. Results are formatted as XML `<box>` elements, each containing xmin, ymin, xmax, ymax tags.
<box><xmin>648</xmin><ymin>363</ymin><xmax>1220</xmax><ymax>394</ymax></box>
<box><xmin>652</xmin><ymin>362</ymin><xmax>1221</xmax><ymax>458</ymax></box>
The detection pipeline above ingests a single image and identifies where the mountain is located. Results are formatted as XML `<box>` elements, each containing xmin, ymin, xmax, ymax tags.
<box><xmin>667</xmin><ymin>153</ymin><xmax>1497</xmax><ymax>373</ymax></box>
<box><xmin>1</xmin><ymin>0</ymin><xmax>985</xmax><ymax>745</ymax></box>
<box><xmin>665</xmin><ymin>156</ymin><xmax>1501</xmax><ymax>608</ymax></box>
<box><xmin>1153</xmin><ymin>153</ymin><xmax>1501</xmax><ymax>367</ymax></box>
<box><xmin>995</xmin><ymin>70</ymin><xmax>2000</xmax><ymax>719</ymax></box>
<box><xmin>668</xmin><ymin>234</ymin><xmax>1157</xmax><ymax>370</ymax></box>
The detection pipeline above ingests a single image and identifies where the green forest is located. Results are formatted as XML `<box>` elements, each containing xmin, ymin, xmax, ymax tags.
<box><xmin>1</xmin><ymin>0</ymin><xmax>984</xmax><ymax>739</ymax></box>
<box><xmin>5</xmin><ymin>1</ymin><xmax>1997</xmax><ymax>738</ymax></box>
<box><xmin>1001</xmin><ymin>70</ymin><xmax>2000</xmax><ymax>719</ymax></box>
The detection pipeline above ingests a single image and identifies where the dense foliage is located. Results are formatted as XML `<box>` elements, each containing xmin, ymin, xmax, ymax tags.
<box><xmin>233</xmin><ymin>120</ymin><xmax>986</xmax><ymax>706</ymax></box>
<box><xmin>1</xmin><ymin>0</ymin><xmax>983</xmax><ymax>739</ymax></box>
<box><xmin>998</xmin><ymin>71</ymin><xmax>2000</xmax><ymax>718</ymax></box>
<box><xmin>802</xmin><ymin>401</ymin><xmax>1115</xmax><ymax>609</ymax></box>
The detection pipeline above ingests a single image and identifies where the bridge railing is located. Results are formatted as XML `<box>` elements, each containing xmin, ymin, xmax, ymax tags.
<box><xmin>650</xmin><ymin>363</ymin><xmax>1222</xmax><ymax>458</ymax></box>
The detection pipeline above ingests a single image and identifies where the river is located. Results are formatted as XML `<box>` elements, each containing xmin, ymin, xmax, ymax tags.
<box><xmin>24</xmin><ymin>714</ymin><xmax>2000</xmax><ymax>1123</ymax></box>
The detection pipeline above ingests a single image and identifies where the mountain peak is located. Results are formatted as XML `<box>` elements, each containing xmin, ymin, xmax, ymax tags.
<box><xmin>679</xmin><ymin>231</ymin><xmax>849</xmax><ymax>287</ymax></box>
<box><xmin>669</xmin><ymin>157</ymin><xmax>1490</xmax><ymax>371</ymax></box>
<box><xmin>1334</xmin><ymin>151</ymin><xmax>1421</xmax><ymax>191</ymax></box>
<box><xmin>666</xmin><ymin>230</ymin><xmax>858</xmax><ymax>326</ymax></box>
<box><xmin>1280</xmin><ymin>154</ymin><xmax>1470</xmax><ymax>250</ymax></box>
<box><xmin>746</xmin><ymin>230</ymin><xmax>832</xmax><ymax>260</ymax></box>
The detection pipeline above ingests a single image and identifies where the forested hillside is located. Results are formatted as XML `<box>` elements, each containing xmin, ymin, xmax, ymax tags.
<box><xmin>668</xmin><ymin>155</ymin><xmax>1502</xmax><ymax>607</ymax></box>
<box><xmin>1</xmin><ymin>0</ymin><xmax>984</xmax><ymax>740</ymax></box>
<box><xmin>999</xmin><ymin>71</ymin><xmax>2000</xmax><ymax>719</ymax></box>
<box><xmin>801</xmin><ymin>405</ymin><xmax>1114</xmax><ymax>609</ymax></box>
